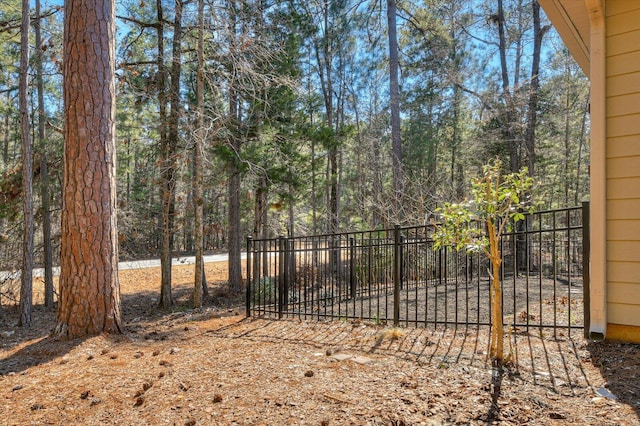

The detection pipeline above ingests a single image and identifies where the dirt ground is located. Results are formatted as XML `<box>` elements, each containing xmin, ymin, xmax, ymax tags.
<box><xmin>0</xmin><ymin>261</ymin><xmax>639</xmax><ymax>425</ymax></box>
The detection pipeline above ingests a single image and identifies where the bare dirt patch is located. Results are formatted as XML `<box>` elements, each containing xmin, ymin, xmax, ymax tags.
<box><xmin>0</xmin><ymin>262</ymin><xmax>639</xmax><ymax>425</ymax></box>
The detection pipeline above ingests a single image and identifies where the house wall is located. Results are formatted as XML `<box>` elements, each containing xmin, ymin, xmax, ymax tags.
<box><xmin>605</xmin><ymin>0</ymin><xmax>640</xmax><ymax>341</ymax></box>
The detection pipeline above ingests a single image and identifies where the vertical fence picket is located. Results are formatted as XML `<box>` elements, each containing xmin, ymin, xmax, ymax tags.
<box><xmin>393</xmin><ymin>225</ymin><xmax>400</xmax><ymax>327</ymax></box>
<box><xmin>246</xmin><ymin>236</ymin><xmax>252</xmax><ymax>317</ymax></box>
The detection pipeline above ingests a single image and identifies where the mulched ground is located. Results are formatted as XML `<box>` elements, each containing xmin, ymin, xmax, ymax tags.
<box><xmin>0</xmin><ymin>262</ymin><xmax>639</xmax><ymax>425</ymax></box>
<box><xmin>270</xmin><ymin>276</ymin><xmax>584</xmax><ymax>330</ymax></box>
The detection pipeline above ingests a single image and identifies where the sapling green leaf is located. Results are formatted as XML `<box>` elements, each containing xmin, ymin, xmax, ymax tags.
<box><xmin>432</xmin><ymin>158</ymin><xmax>537</xmax><ymax>362</ymax></box>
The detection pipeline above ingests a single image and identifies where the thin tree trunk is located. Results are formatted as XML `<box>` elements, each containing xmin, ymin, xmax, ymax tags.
<box><xmin>497</xmin><ymin>0</ymin><xmax>519</xmax><ymax>172</ymax></box>
<box><xmin>288</xmin><ymin>179</ymin><xmax>294</xmax><ymax>237</ymax></box>
<box><xmin>126</xmin><ymin>137</ymin><xmax>131</xmax><ymax>203</ymax></box>
<box><xmin>387</xmin><ymin>0</ymin><xmax>403</xmax><ymax>221</ymax></box>
<box><xmin>574</xmin><ymin>95</ymin><xmax>589</xmax><ymax>205</ymax></box>
<box><xmin>314</xmin><ymin>0</ymin><xmax>338</xmax><ymax>234</ymax></box>
<box><xmin>426</xmin><ymin>76</ymin><xmax>437</xmax><ymax>183</ymax></box>
<box><xmin>308</xmin><ymin>49</ymin><xmax>318</xmax><ymax>235</ymax></box>
<box><xmin>519</xmin><ymin>0</ymin><xmax>546</xmax><ymax>273</ymax></box>
<box><xmin>253</xmin><ymin>176</ymin><xmax>269</xmax><ymax>276</ymax></box>
<box><xmin>524</xmin><ymin>0</ymin><xmax>545</xmax><ymax>175</ymax></box>
<box><xmin>227</xmin><ymin>0</ymin><xmax>242</xmax><ymax>293</ymax></box>
<box><xmin>54</xmin><ymin>0</ymin><xmax>121</xmax><ymax>339</ymax></box>
<box><xmin>160</xmin><ymin>0</ymin><xmax>184</xmax><ymax>309</ymax></box>
<box><xmin>35</xmin><ymin>0</ymin><xmax>55</xmax><ymax>309</ymax></box>
<box><xmin>488</xmin><ymin>221</ymin><xmax>503</xmax><ymax>361</ymax></box>
<box><xmin>3</xmin><ymin>77</ymin><xmax>10</xmax><ymax>170</ymax></box>
<box><xmin>311</xmin><ymin>137</ymin><xmax>317</xmax><ymax>234</ymax></box>
<box><xmin>514</xmin><ymin>0</ymin><xmax>523</xmax><ymax>89</ymax></box>
<box><xmin>228</xmin><ymin>162</ymin><xmax>242</xmax><ymax>292</ymax></box>
<box><xmin>185</xmin><ymin>163</ymin><xmax>193</xmax><ymax>253</ymax></box>
<box><xmin>449</xmin><ymin>26</ymin><xmax>463</xmax><ymax>198</ymax></box>
<box><xmin>193</xmin><ymin>0</ymin><xmax>205</xmax><ymax>308</ymax></box>
<box><xmin>167</xmin><ymin>0</ymin><xmax>183</xmax><ymax>283</ymax></box>
<box><xmin>157</xmin><ymin>0</ymin><xmax>172</xmax><ymax>308</ymax></box>
<box><xmin>18</xmin><ymin>0</ymin><xmax>33</xmax><ymax>328</ymax></box>
<box><xmin>328</xmin><ymin>148</ymin><xmax>338</xmax><ymax>233</ymax></box>
<box><xmin>253</xmin><ymin>177</ymin><xmax>267</xmax><ymax>239</ymax></box>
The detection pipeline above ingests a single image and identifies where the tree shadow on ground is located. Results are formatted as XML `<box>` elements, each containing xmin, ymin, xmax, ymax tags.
<box><xmin>211</xmin><ymin>317</ymin><xmax>590</xmax><ymax>382</ymax></box>
<box><xmin>120</xmin><ymin>282</ymin><xmax>244</xmax><ymax>322</ymax></box>
<box><xmin>587</xmin><ymin>340</ymin><xmax>640</xmax><ymax>419</ymax></box>
<box><xmin>0</xmin><ymin>304</ymin><xmax>88</xmax><ymax>376</ymax></box>
<box><xmin>0</xmin><ymin>334</ymin><xmax>86</xmax><ymax>376</ymax></box>
<box><xmin>210</xmin><ymin>318</ymin><xmax>636</xmax><ymax>421</ymax></box>
<box><xmin>0</xmin><ymin>281</ymin><xmax>242</xmax><ymax>376</ymax></box>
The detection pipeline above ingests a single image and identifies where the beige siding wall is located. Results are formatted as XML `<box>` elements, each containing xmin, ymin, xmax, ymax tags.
<box><xmin>606</xmin><ymin>1</ymin><xmax>640</xmax><ymax>327</ymax></box>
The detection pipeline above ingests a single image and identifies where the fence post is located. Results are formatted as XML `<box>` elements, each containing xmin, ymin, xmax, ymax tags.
<box><xmin>393</xmin><ymin>225</ymin><xmax>400</xmax><ymax>326</ymax></box>
<box><xmin>349</xmin><ymin>237</ymin><xmax>355</xmax><ymax>299</ymax></box>
<box><xmin>582</xmin><ymin>201</ymin><xmax>591</xmax><ymax>339</ymax></box>
<box><xmin>284</xmin><ymin>237</ymin><xmax>291</xmax><ymax>308</ymax></box>
<box><xmin>438</xmin><ymin>247</ymin><xmax>443</xmax><ymax>285</ymax></box>
<box><xmin>278</xmin><ymin>236</ymin><xmax>285</xmax><ymax>319</ymax></box>
<box><xmin>399</xmin><ymin>235</ymin><xmax>405</xmax><ymax>291</ymax></box>
<box><xmin>246</xmin><ymin>236</ymin><xmax>252</xmax><ymax>317</ymax></box>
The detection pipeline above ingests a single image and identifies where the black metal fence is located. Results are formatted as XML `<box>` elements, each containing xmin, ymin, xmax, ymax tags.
<box><xmin>246</xmin><ymin>203</ymin><xmax>590</xmax><ymax>336</ymax></box>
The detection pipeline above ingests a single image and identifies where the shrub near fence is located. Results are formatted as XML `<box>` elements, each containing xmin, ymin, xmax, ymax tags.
<box><xmin>246</xmin><ymin>203</ymin><xmax>590</xmax><ymax>336</ymax></box>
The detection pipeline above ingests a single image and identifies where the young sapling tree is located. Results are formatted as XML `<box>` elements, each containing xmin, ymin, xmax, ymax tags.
<box><xmin>433</xmin><ymin>159</ymin><xmax>536</xmax><ymax>362</ymax></box>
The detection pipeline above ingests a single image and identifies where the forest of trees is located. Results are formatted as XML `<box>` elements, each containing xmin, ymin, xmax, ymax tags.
<box><xmin>0</xmin><ymin>0</ymin><xmax>589</xmax><ymax>325</ymax></box>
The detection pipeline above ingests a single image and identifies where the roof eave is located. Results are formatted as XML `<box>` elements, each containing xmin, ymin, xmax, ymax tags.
<box><xmin>538</xmin><ymin>0</ymin><xmax>591</xmax><ymax>77</ymax></box>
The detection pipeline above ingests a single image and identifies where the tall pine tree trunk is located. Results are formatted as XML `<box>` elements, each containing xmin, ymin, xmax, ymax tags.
<box><xmin>314</xmin><ymin>0</ymin><xmax>339</xmax><ymax>234</ymax></box>
<box><xmin>524</xmin><ymin>0</ymin><xmax>545</xmax><ymax>175</ymax></box>
<box><xmin>2</xmin><ymin>78</ymin><xmax>10</xmax><ymax>169</ymax></box>
<box><xmin>497</xmin><ymin>0</ymin><xmax>519</xmax><ymax>172</ymax></box>
<box><xmin>387</xmin><ymin>0</ymin><xmax>403</xmax><ymax>222</ymax></box>
<box><xmin>227</xmin><ymin>142</ymin><xmax>242</xmax><ymax>293</ymax></box>
<box><xmin>574</xmin><ymin>95</ymin><xmax>589</xmax><ymax>205</ymax></box>
<box><xmin>288</xmin><ymin>179</ymin><xmax>294</xmax><ymax>237</ymax></box>
<box><xmin>193</xmin><ymin>0</ymin><xmax>205</xmax><ymax>308</ymax></box>
<box><xmin>35</xmin><ymin>0</ymin><xmax>55</xmax><ymax>309</ymax></box>
<box><xmin>157</xmin><ymin>0</ymin><xmax>176</xmax><ymax>309</ymax></box>
<box><xmin>253</xmin><ymin>177</ymin><xmax>268</xmax><ymax>240</ymax></box>
<box><xmin>167</xmin><ymin>0</ymin><xmax>183</xmax><ymax>255</ymax></box>
<box><xmin>227</xmin><ymin>0</ymin><xmax>242</xmax><ymax>293</ymax></box>
<box><xmin>54</xmin><ymin>0</ymin><xmax>121</xmax><ymax>339</ymax></box>
<box><xmin>18</xmin><ymin>0</ymin><xmax>33</xmax><ymax>328</ymax></box>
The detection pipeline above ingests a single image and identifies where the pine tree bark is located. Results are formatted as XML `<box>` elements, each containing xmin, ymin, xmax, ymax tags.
<box><xmin>253</xmin><ymin>177</ymin><xmax>268</xmax><ymax>239</ymax></box>
<box><xmin>193</xmin><ymin>0</ymin><xmax>205</xmax><ymax>308</ymax></box>
<box><xmin>160</xmin><ymin>0</ymin><xmax>185</xmax><ymax>287</ymax></box>
<box><xmin>2</xmin><ymin>80</ymin><xmax>10</xmax><ymax>169</ymax></box>
<box><xmin>227</xmin><ymin>0</ymin><xmax>242</xmax><ymax>294</ymax></box>
<box><xmin>387</xmin><ymin>0</ymin><xmax>403</xmax><ymax>221</ymax></box>
<box><xmin>288</xmin><ymin>180</ymin><xmax>294</xmax><ymax>237</ymax></box>
<box><xmin>497</xmin><ymin>0</ymin><xmax>519</xmax><ymax>172</ymax></box>
<box><xmin>313</xmin><ymin>0</ymin><xmax>339</xmax><ymax>234</ymax></box>
<box><xmin>18</xmin><ymin>0</ymin><xmax>33</xmax><ymax>328</ymax></box>
<box><xmin>524</xmin><ymin>0</ymin><xmax>546</xmax><ymax>175</ymax></box>
<box><xmin>157</xmin><ymin>0</ymin><xmax>172</xmax><ymax>308</ymax></box>
<box><xmin>35</xmin><ymin>0</ymin><xmax>55</xmax><ymax>308</ymax></box>
<box><xmin>54</xmin><ymin>0</ymin><xmax>121</xmax><ymax>339</ymax></box>
<box><xmin>228</xmin><ymin>161</ymin><xmax>242</xmax><ymax>293</ymax></box>
<box><xmin>446</xmin><ymin>4</ymin><xmax>464</xmax><ymax>199</ymax></box>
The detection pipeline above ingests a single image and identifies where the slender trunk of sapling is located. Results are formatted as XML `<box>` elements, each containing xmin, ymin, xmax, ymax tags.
<box><xmin>488</xmin><ymin>220</ymin><xmax>504</xmax><ymax>362</ymax></box>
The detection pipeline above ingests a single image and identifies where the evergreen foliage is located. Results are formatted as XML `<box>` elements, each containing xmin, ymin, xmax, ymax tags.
<box><xmin>0</xmin><ymin>0</ymin><xmax>590</xmax><ymax>309</ymax></box>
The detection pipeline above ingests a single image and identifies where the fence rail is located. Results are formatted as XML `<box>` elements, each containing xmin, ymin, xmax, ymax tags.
<box><xmin>246</xmin><ymin>203</ymin><xmax>590</xmax><ymax>336</ymax></box>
